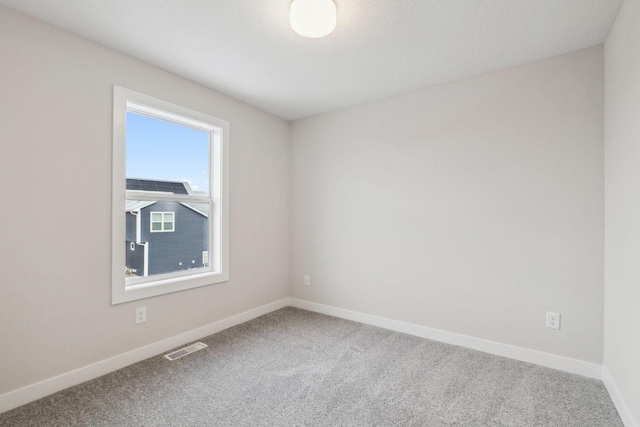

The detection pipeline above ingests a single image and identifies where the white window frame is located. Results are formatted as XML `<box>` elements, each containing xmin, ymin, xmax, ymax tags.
<box><xmin>150</xmin><ymin>211</ymin><xmax>175</xmax><ymax>233</ymax></box>
<box><xmin>112</xmin><ymin>86</ymin><xmax>229</xmax><ymax>304</ymax></box>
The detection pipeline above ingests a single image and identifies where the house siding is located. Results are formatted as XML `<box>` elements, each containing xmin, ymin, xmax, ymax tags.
<box><xmin>126</xmin><ymin>212</ymin><xmax>137</xmax><ymax>242</ymax></box>
<box><xmin>140</xmin><ymin>201</ymin><xmax>208</xmax><ymax>276</ymax></box>
<box><xmin>125</xmin><ymin>241</ymin><xmax>145</xmax><ymax>276</ymax></box>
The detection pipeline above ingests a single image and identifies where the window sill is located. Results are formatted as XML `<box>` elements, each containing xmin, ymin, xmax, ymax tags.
<box><xmin>112</xmin><ymin>270</ymin><xmax>229</xmax><ymax>304</ymax></box>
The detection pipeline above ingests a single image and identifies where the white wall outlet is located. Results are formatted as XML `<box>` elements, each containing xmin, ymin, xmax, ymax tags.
<box><xmin>303</xmin><ymin>275</ymin><xmax>310</xmax><ymax>286</ymax></box>
<box><xmin>546</xmin><ymin>312</ymin><xmax>560</xmax><ymax>330</ymax></box>
<box><xmin>135</xmin><ymin>306</ymin><xmax>147</xmax><ymax>324</ymax></box>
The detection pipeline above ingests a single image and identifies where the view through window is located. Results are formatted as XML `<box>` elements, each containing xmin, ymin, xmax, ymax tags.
<box><xmin>125</xmin><ymin>111</ymin><xmax>211</xmax><ymax>279</ymax></box>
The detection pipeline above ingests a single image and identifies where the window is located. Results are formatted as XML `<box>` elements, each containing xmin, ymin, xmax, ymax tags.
<box><xmin>112</xmin><ymin>86</ymin><xmax>229</xmax><ymax>304</ymax></box>
<box><xmin>150</xmin><ymin>212</ymin><xmax>175</xmax><ymax>232</ymax></box>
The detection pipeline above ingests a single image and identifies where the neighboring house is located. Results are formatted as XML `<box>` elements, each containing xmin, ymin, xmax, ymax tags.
<box><xmin>125</xmin><ymin>179</ymin><xmax>209</xmax><ymax>277</ymax></box>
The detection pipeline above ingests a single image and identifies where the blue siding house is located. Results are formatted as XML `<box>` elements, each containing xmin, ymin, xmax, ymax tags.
<box><xmin>125</xmin><ymin>179</ymin><xmax>209</xmax><ymax>277</ymax></box>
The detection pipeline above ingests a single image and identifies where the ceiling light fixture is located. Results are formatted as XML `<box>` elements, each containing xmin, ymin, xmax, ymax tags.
<box><xmin>290</xmin><ymin>0</ymin><xmax>337</xmax><ymax>38</ymax></box>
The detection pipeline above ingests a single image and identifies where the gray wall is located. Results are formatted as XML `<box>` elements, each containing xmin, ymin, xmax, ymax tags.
<box><xmin>604</xmin><ymin>0</ymin><xmax>640</xmax><ymax>422</ymax></box>
<box><xmin>290</xmin><ymin>47</ymin><xmax>604</xmax><ymax>364</ymax></box>
<box><xmin>0</xmin><ymin>5</ymin><xmax>290</xmax><ymax>395</ymax></box>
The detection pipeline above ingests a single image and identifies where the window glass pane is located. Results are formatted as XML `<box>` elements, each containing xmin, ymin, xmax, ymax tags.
<box><xmin>126</xmin><ymin>111</ymin><xmax>210</xmax><ymax>195</ymax></box>
<box><xmin>151</xmin><ymin>213</ymin><xmax>162</xmax><ymax>222</ymax></box>
<box><xmin>125</xmin><ymin>200</ymin><xmax>210</xmax><ymax>278</ymax></box>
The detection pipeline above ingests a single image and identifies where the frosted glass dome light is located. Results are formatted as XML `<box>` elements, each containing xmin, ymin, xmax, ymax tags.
<box><xmin>290</xmin><ymin>0</ymin><xmax>337</xmax><ymax>38</ymax></box>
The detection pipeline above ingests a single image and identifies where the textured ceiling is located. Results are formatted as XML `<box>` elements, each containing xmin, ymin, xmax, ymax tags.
<box><xmin>0</xmin><ymin>0</ymin><xmax>623</xmax><ymax>120</ymax></box>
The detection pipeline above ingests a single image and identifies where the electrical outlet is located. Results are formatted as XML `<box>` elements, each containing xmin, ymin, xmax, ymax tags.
<box><xmin>303</xmin><ymin>275</ymin><xmax>310</xmax><ymax>286</ymax></box>
<box><xmin>546</xmin><ymin>312</ymin><xmax>560</xmax><ymax>330</ymax></box>
<box><xmin>136</xmin><ymin>307</ymin><xmax>147</xmax><ymax>324</ymax></box>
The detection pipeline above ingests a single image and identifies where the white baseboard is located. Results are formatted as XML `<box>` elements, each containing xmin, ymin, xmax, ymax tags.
<box><xmin>0</xmin><ymin>298</ymin><xmax>290</xmax><ymax>414</ymax></box>
<box><xmin>290</xmin><ymin>298</ymin><xmax>603</xmax><ymax>379</ymax></box>
<box><xmin>602</xmin><ymin>366</ymin><xmax>638</xmax><ymax>427</ymax></box>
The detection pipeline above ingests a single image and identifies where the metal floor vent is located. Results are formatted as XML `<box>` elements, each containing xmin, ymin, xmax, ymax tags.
<box><xmin>164</xmin><ymin>342</ymin><xmax>208</xmax><ymax>361</ymax></box>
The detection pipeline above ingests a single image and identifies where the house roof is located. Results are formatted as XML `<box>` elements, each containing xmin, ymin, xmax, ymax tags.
<box><xmin>181</xmin><ymin>203</ymin><xmax>209</xmax><ymax>218</ymax></box>
<box><xmin>125</xmin><ymin>200</ymin><xmax>209</xmax><ymax>218</ymax></box>
<box><xmin>125</xmin><ymin>179</ymin><xmax>208</xmax><ymax>217</ymax></box>
<box><xmin>126</xmin><ymin>178</ymin><xmax>191</xmax><ymax>195</ymax></box>
<box><xmin>125</xmin><ymin>200</ymin><xmax>156</xmax><ymax>212</ymax></box>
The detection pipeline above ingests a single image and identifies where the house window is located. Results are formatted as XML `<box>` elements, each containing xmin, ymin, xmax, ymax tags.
<box><xmin>150</xmin><ymin>212</ymin><xmax>175</xmax><ymax>232</ymax></box>
<box><xmin>112</xmin><ymin>86</ymin><xmax>229</xmax><ymax>304</ymax></box>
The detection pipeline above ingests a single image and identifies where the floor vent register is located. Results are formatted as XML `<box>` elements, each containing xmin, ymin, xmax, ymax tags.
<box><xmin>164</xmin><ymin>342</ymin><xmax>208</xmax><ymax>361</ymax></box>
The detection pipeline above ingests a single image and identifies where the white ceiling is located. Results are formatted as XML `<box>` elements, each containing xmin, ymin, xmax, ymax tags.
<box><xmin>1</xmin><ymin>0</ymin><xmax>623</xmax><ymax>120</ymax></box>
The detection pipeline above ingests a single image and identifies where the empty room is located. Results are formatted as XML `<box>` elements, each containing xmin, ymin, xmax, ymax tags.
<box><xmin>0</xmin><ymin>0</ymin><xmax>638</xmax><ymax>426</ymax></box>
